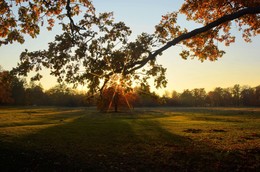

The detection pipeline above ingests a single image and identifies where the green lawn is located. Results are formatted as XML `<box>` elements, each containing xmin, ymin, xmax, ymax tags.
<box><xmin>0</xmin><ymin>106</ymin><xmax>259</xmax><ymax>171</ymax></box>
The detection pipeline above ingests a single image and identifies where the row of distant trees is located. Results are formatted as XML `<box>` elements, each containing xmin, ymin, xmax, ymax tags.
<box><xmin>0</xmin><ymin>69</ymin><xmax>92</xmax><ymax>106</ymax></box>
<box><xmin>1</xmin><ymin>69</ymin><xmax>260</xmax><ymax>107</ymax></box>
<box><xmin>160</xmin><ymin>85</ymin><xmax>260</xmax><ymax>107</ymax></box>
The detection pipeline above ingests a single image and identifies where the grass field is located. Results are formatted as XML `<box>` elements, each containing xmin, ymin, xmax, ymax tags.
<box><xmin>0</xmin><ymin>106</ymin><xmax>259</xmax><ymax>171</ymax></box>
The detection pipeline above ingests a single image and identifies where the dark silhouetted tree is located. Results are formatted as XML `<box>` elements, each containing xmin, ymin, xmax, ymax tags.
<box><xmin>170</xmin><ymin>90</ymin><xmax>181</xmax><ymax>106</ymax></box>
<box><xmin>25</xmin><ymin>82</ymin><xmax>46</xmax><ymax>105</ymax></box>
<box><xmin>180</xmin><ymin>89</ymin><xmax>194</xmax><ymax>106</ymax></box>
<box><xmin>240</xmin><ymin>86</ymin><xmax>256</xmax><ymax>106</ymax></box>
<box><xmin>254</xmin><ymin>86</ymin><xmax>260</xmax><ymax>106</ymax></box>
<box><xmin>192</xmin><ymin>88</ymin><xmax>206</xmax><ymax>106</ymax></box>
<box><xmin>232</xmin><ymin>84</ymin><xmax>241</xmax><ymax>106</ymax></box>
<box><xmin>10</xmin><ymin>77</ymin><xmax>27</xmax><ymax>105</ymax></box>
<box><xmin>0</xmin><ymin>68</ymin><xmax>13</xmax><ymax>104</ymax></box>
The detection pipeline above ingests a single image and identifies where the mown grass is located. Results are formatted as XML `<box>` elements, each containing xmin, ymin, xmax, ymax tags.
<box><xmin>0</xmin><ymin>106</ymin><xmax>259</xmax><ymax>171</ymax></box>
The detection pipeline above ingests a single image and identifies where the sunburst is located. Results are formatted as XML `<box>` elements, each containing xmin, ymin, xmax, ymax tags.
<box><xmin>85</xmin><ymin>54</ymin><xmax>134</xmax><ymax>112</ymax></box>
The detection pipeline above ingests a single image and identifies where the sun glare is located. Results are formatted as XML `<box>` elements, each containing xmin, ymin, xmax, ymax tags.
<box><xmin>88</xmin><ymin>53</ymin><xmax>136</xmax><ymax>111</ymax></box>
<box><xmin>116</xmin><ymin>78</ymin><xmax>121</xmax><ymax>85</ymax></box>
<box><xmin>109</xmin><ymin>73</ymin><xmax>123</xmax><ymax>87</ymax></box>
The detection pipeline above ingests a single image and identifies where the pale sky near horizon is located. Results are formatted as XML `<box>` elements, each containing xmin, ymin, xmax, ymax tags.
<box><xmin>0</xmin><ymin>0</ymin><xmax>260</xmax><ymax>95</ymax></box>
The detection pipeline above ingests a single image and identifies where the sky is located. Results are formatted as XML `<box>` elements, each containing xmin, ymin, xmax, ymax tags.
<box><xmin>0</xmin><ymin>0</ymin><xmax>260</xmax><ymax>95</ymax></box>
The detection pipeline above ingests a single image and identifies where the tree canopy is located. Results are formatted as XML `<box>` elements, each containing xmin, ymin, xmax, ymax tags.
<box><xmin>4</xmin><ymin>0</ymin><xmax>259</xmax><ymax>97</ymax></box>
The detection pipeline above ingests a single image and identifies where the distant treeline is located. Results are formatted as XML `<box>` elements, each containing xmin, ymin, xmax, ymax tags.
<box><xmin>0</xmin><ymin>69</ymin><xmax>260</xmax><ymax>107</ymax></box>
<box><xmin>159</xmin><ymin>85</ymin><xmax>260</xmax><ymax>107</ymax></box>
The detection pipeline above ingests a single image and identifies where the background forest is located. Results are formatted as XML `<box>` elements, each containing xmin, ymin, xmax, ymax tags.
<box><xmin>1</xmin><ymin>69</ymin><xmax>259</xmax><ymax>108</ymax></box>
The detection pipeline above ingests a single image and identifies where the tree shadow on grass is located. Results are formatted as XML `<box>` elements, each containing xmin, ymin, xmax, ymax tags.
<box><xmin>0</xmin><ymin>109</ymin><xmax>259</xmax><ymax>171</ymax></box>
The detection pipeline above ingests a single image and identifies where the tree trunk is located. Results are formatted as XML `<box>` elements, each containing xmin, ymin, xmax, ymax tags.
<box><xmin>114</xmin><ymin>92</ymin><xmax>119</xmax><ymax>112</ymax></box>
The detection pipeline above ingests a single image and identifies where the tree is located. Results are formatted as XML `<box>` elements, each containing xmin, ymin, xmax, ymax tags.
<box><xmin>46</xmin><ymin>83</ymin><xmax>73</xmax><ymax>106</ymax></box>
<box><xmin>0</xmin><ymin>67</ymin><xmax>27</xmax><ymax>105</ymax></box>
<box><xmin>232</xmin><ymin>84</ymin><xmax>241</xmax><ymax>106</ymax></box>
<box><xmin>0</xmin><ymin>67</ymin><xmax>13</xmax><ymax>104</ymax></box>
<box><xmin>207</xmin><ymin>87</ymin><xmax>224</xmax><ymax>106</ymax></box>
<box><xmin>240</xmin><ymin>86</ymin><xmax>256</xmax><ymax>106</ymax></box>
<box><xmin>170</xmin><ymin>90</ymin><xmax>181</xmax><ymax>106</ymax></box>
<box><xmin>133</xmin><ymin>86</ymin><xmax>160</xmax><ymax>107</ymax></box>
<box><xmin>179</xmin><ymin>89</ymin><xmax>193</xmax><ymax>106</ymax></box>
<box><xmin>25</xmin><ymin>82</ymin><xmax>46</xmax><ymax>105</ymax></box>
<box><xmin>192</xmin><ymin>88</ymin><xmax>206</xmax><ymax>106</ymax></box>
<box><xmin>254</xmin><ymin>85</ymin><xmax>260</xmax><ymax>106</ymax></box>
<box><xmin>222</xmin><ymin>88</ymin><xmax>233</xmax><ymax>106</ymax></box>
<box><xmin>10</xmin><ymin>1</ymin><xmax>260</xmax><ymax>108</ymax></box>
<box><xmin>12</xmin><ymin>13</ymin><xmax>167</xmax><ymax>110</ymax></box>
<box><xmin>10</xmin><ymin>76</ymin><xmax>27</xmax><ymax>105</ymax></box>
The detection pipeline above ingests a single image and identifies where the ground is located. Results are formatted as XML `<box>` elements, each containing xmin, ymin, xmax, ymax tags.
<box><xmin>0</xmin><ymin>106</ymin><xmax>259</xmax><ymax>171</ymax></box>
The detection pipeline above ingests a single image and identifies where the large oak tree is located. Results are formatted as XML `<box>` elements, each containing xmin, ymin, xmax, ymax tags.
<box><xmin>2</xmin><ymin>0</ymin><xmax>259</xmax><ymax>102</ymax></box>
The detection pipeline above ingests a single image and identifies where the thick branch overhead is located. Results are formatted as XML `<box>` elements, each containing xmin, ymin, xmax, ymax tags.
<box><xmin>125</xmin><ymin>6</ymin><xmax>260</xmax><ymax>74</ymax></box>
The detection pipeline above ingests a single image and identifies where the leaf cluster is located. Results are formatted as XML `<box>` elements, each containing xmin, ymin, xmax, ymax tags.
<box><xmin>0</xmin><ymin>0</ymin><xmax>94</xmax><ymax>45</ymax></box>
<box><xmin>154</xmin><ymin>0</ymin><xmax>259</xmax><ymax>61</ymax></box>
<box><xmin>178</xmin><ymin>0</ymin><xmax>259</xmax><ymax>61</ymax></box>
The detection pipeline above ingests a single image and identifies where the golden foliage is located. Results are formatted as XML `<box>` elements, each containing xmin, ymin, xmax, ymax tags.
<box><xmin>0</xmin><ymin>0</ymin><xmax>94</xmax><ymax>45</ymax></box>
<box><xmin>154</xmin><ymin>0</ymin><xmax>260</xmax><ymax>61</ymax></box>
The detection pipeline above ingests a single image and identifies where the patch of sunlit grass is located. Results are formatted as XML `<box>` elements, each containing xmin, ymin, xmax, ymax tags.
<box><xmin>0</xmin><ymin>107</ymin><xmax>85</xmax><ymax>139</ymax></box>
<box><xmin>156</xmin><ymin>109</ymin><xmax>260</xmax><ymax>151</ymax></box>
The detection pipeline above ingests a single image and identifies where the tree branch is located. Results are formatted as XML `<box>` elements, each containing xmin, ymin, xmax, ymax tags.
<box><xmin>66</xmin><ymin>0</ymin><xmax>81</xmax><ymax>34</ymax></box>
<box><xmin>125</xmin><ymin>6</ymin><xmax>260</xmax><ymax>74</ymax></box>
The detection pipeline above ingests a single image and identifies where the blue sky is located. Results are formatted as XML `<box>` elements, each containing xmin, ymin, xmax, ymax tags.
<box><xmin>0</xmin><ymin>0</ymin><xmax>259</xmax><ymax>94</ymax></box>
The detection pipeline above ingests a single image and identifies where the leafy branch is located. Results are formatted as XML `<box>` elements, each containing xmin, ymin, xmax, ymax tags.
<box><xmin>124</xmin><ymin>6</ymin><xmax>260</xmax><ymax>74</ymax></box>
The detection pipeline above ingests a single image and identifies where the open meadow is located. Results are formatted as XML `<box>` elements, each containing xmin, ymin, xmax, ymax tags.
<box><xmin>0</xmin><ymin>106</ymin><xmax>259</xmax><ymax>171</ymax></box>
